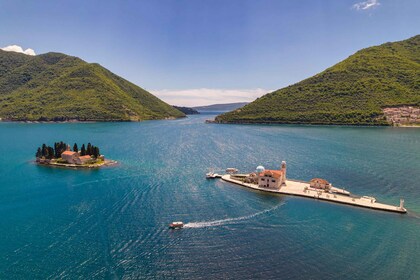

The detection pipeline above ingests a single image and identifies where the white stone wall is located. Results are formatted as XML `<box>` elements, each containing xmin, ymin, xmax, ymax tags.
<box><xmin>259</xmin><ymin>176</ymin><xmax>281</xmax><ymax>188</ymax></box>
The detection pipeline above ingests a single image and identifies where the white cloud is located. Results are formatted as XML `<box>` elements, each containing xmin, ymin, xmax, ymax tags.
<box><xmin>353</xmin><ymin>0</ymin><xmax>380</xmax><ymax>10</ymax></box>
<box><xmin>151</xmin><ymin>88</ymin><xmax>271</xmax><ymax>107</ymax></box>
<box><xmin>1</xmin><ymin>45</ymin><xmax>36</xmax><ymax>56</ymax></box>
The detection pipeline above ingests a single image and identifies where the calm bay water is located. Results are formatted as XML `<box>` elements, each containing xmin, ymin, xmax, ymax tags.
<box><xmin>0</xmin><ymin>114</ymin><xmax>419</xmax><ymax>279</ymax></box>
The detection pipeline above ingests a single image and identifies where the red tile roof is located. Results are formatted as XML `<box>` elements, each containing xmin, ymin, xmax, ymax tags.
<box><xmin>310</xmin><ymin>178</ymin><xmax>329</xmax><ymax>184</ymax></box>
<box><xmin>62</xmin><ymin>151</ymin><xmax>76</xmax><ymax>156</ymax></box>
<box><xmin>259</xmin><ymin>170</ymin><xmax>283</xmax><ymax>179</ymax></box>
<box><xmin>79</xmin><ymin>155</ymin><xmax>92</xmax><ymax>160</ymax></box>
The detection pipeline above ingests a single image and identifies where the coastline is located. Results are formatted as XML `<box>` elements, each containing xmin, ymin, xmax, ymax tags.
<box><xmin>36</xmin><ymin>159</ymin><xmax>118</xmax><ymax>169</ymax></box>
<box><xmin>221</xmin><ymin>175</ymin><xmax>407</xmax><ymax>214</ymax></box>
<box><xmin>209</xmin><ymin>119</ymin><xmax>420</xmax><ymax>127</ymax></box>
<box><xmin>0</xmin><ymin>116</ymin><xmax>185</xmax><ymax>124</ymax></box>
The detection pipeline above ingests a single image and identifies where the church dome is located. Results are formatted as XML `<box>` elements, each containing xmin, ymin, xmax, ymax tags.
<box><xmin>256</xmin><ymin>165</ymin><xmax>265</xmax><ymax>173</ymax></box>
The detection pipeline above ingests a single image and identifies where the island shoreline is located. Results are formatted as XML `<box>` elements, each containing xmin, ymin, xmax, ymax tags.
<box><xmin>35</xmin><ymin>159</ymin><xmax>118</xmax><ymax>169</ymax></box>
<box><xmin>209</xmin><ymin>120</ymin><xmax>420</xmax><ymax>127</ymax></box>
<box><xmin>221</xmin><ymin>175</ymin><xmax>407</xmax><ymax>214</ymax></box>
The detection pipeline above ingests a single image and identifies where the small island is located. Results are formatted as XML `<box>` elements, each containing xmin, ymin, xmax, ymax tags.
<box><xmin>35</xmin><ymin>141</ymin><xmax>117</xmax><ymax>168</ymax></box>
<box><xmin>211</xmin><ymin>162</ymin><xmax>406</xmax><ymax>214</ymax></box>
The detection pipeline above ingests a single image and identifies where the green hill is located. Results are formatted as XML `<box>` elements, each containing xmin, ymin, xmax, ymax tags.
<box><xmin>0</xmin><ymin>50</ymin><xmax>185</xmax><ymax>121</ymax></box>
<box><xmin>216</xmin><ymin>35</ymin><xmax>420</xmax><ymax>125</ymax></box>
<box><xmin>173</xmin><ymin>106</ymin><xmax>200</xmax><ymax>115</ymax></box>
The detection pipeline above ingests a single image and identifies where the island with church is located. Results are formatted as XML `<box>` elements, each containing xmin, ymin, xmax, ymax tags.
<box><xmin>214</xmin><ymin>161</ymin><xmax>407</xmax><ymax>214</ymax></box>
<box><xmin>35</xmin><ymin>141</ymin><xmax>117</xmax><ymax>168</ymax></box>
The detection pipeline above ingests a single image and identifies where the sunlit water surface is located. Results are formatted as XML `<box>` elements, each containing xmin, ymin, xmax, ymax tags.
<box><xmin>0</xmin><ymin>114</ymin><xmax>419</xmax><ymax>279</ymax></box>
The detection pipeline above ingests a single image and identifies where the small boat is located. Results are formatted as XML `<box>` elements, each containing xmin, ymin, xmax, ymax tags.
<box><xmin>225</xmin><ymin>168</ymin><xmax>238</xmax><ymax>174</ymax></box>
<box><xmin>206</xmin><ymin>172</ymin><xmax>219</xmax><ymax>179</ymax></box>
<box><xmin>169</xmin><ymin>221</ymin><xmax>184</xmax><ymax>229</ymax></box>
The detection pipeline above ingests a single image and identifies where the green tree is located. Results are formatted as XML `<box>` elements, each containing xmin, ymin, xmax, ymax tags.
<box><xmin>87</xmin><ymin>143</ymin><xmax>92</xmax><ymax>155</ymax></box>
<box><xmin>35</xmin><ymin>147</ymin><xmax>42</xmax><ymax>158</ymax></box>
<box><xmin>54</xmin><ymin>141</ymin><xmax>67</xmax><ymax>158</ymax></box>
<box><xmin>81</xmin><ymin>144</ymin><xmax>86</xmax><ymax>156</ymax></box>
<box><xmin>92</xmin><ymin>146</ymin><xmax>100</xmax><ymax>158</ymax></box>
<box><xmin>54</xmin><ymin>142</ymin><xmax>60</xmax><ymax>158</ymax></box>
<box><xmin>42</xmin><ymin>144</ymin><xmax>47</xmax><ymax>157</ymax></box>
<box><xmin>47</xmin><ymin>146</ymin><xmax>55</xmax><ymax>159</ymax></box>
<box><xmin>73</xmin><ymin>143</ymin><xmax>78</xmax><ymax>153</ymax></box>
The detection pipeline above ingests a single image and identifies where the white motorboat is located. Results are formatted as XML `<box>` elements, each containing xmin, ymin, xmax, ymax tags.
<box><xmin>206</xmin><ymin>172</ymin><xmax>219</xmax><ymax>179</ymax></box>
<box><xmin>169</xmin><ymin>221</ymin><xmax>184</xmax><ymax>229</ymax></box>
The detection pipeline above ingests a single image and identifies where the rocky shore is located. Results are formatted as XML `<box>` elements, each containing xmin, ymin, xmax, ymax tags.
<box><xmin>36</xmin><ymin>159</ymin><xmax>118</xmax><ymax>169</ymax></box>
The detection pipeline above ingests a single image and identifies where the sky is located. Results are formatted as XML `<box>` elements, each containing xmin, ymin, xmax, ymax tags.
<box><xmin>1</xmin><ymin>0</ymin><xmax>419</xmax><ymax>106</ymax></box>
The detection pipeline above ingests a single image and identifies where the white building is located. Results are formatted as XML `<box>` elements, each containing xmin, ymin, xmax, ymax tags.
<box><xmin>61</xmin><ymin>151</ymin><xmax>78</xmax><ymax>164</ymax></box>
<box><xmin>61</xmin><ymin>151</ymin><xmax>93</xmax><ymax>165</ymax></box>
<box><xmin>257</xmin><ymin>161</ymin><xmax>287</xmax><ymax>189</ymax></box>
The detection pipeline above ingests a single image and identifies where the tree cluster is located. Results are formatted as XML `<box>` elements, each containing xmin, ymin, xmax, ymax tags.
<box><xmin>54</xmin><ymin>141</ymin><xmax>68</xmax><ymax>158</ymax></box>
<box><xmin>80</xmin><ymin>143</ymin><xmax>100</xmax><ymax>158</ymax></box>
<box><xmin>35</xmin><ymin>142</ymin><xmax>101</xmax><ymax>159</ymax></box>
<box><xmin>35</xmin><ymin>144</ymin><xmax>55</xmax><ymax>160</ymax></box>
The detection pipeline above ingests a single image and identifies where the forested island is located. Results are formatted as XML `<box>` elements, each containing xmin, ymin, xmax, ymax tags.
<box><xmin>35</xmin><ymin>141</ymin><xmax>116</xmax><ymax>168</ymax></box>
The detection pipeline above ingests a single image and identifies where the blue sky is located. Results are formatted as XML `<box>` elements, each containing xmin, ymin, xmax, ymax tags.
<box><xmin>1</xmin><ymin>0</ymin><xmax>419</xmax><ymax>105</ymax></box>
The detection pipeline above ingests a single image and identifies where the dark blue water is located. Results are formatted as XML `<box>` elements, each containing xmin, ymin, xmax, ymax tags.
<box><xmin>0</xmin><ymin>115</ymin><xmax>419</xmax><ymax>279</ymax></box>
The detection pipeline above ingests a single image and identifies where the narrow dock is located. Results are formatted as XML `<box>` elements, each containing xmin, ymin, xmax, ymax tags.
<box><xmin>221</xmin><ymin>175</ymin><xmax>407</xmax><ymax>214</ymax></box>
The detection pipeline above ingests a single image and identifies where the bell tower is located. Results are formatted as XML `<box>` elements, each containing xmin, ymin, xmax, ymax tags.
<box><xmin>399</xmin><ymin>199</ymin><xmax>405</xmax><ymax>210</ymax></box>
<box><xmin>281</xmin><ymin>161</ymin><xmax>287</xmax><ymax>184</ymax></box>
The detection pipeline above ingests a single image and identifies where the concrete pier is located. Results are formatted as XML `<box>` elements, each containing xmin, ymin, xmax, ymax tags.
<box><xmin>221</xmin><ymin>175</ymin><xmax>407</xmax><ymax>214</ymax></box>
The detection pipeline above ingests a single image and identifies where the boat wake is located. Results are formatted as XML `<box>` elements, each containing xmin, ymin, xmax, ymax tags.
<box><xmin>184</xmin><ymin>202</ymin><xmax>285</xmax><ymax>229</ymax></box>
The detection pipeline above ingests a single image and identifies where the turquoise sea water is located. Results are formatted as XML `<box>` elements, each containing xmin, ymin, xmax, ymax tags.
<box><xmin>0</xmin><ymin>114</ymin><xmax>419</xmax><ymax>279</ymax></box>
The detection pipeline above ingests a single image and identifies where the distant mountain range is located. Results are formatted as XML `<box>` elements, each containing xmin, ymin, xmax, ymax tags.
<box><xmin>0</xmin><ymin>50</ymin><xmax>184</xmax><ymax>121</ymax></box>
<box><xmin>193</xmin><ymin>102</ymin><xmax>249</xmax><ymax>112</ymax></box>
<box><xmin>172</xmin><ymin>106</ymin><xmax>200</xmax><ymax>115</ymax></box>
<box><xmin>216</xmin><ymin>35</ymin><xmax>420</xmax><ymax>126</ymax></box>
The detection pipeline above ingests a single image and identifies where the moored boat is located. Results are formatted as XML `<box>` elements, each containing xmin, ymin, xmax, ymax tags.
<box><xmin>225</xmin><ymin>168</ymin><xmax>238</xmax><ymax>174</ymax></box>
<box><xmin>206</xmin><ymin>172</ymin><xmax>219</xmax><ymax>179</ymax></box>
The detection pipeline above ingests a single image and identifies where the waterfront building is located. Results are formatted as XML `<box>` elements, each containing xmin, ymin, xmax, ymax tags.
<box><xmin>309</xmin><ymin>178</ymin><xmax>331</xmax><ymax>190</ymax></box>
<box><xmin>61</xmin><ymin>151</ymin><xmax>94</xmax><ymax>165</ymax></box>
<box><xmin>61</xmin><ymin>151</ymin><xmax>79</xmax><ymax>164</ymax></box>
<box><xmin>257</xmin><ymin>161</ymin><xmax>287</xmax><ymax>189</ymax></box>
<box><xmin>76</xmin><ymin>155</ymin><xmax>93</xmax><ymax>165</ymax></box>
<box><xmin>244</xmin><ymin>172</ymin><xmax>258</xmax><ymax>184</ymax></box>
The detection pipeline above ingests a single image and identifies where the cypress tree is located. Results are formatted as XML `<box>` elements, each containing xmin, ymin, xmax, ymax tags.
<box><xmin>81</xmin><ymin>144</ymin><xmax>86</xmax><ymax>156</ymax></box>
<box><xmin>35</xmin><ymin>147</ymin><xmax>42</xmax><ymax>158</ymax></box>
<box><xmin>73</xmin><ymin>143</ymin><xmax>78</xmax><ymax>153</ymax></box>
<box><xmin>87</xmin><ymin>143</ymin><xmax>92</xmax><ymax>155</ymax></box>
<box><xmin>47</xmin><ymin>147</ymin><xmax>55</xmax><ymax>159</ymax></box>
<box><xmin>42</xmin><ymin>144</ymin><xmax>47</xmax><ymax>157</ymax></box>
<box><xmin>59</xmin><ymin>141</ymin><xmax>66</xmax><ymax>156</ymax></box>
<box><xmin>44</xmin><ymin>146</ymin><xmax>49</xmax><ymax>158</ymax></box>
<box><xmin>54</xmin><ymin>142</ymin><xmax>60</xmax><ymax>158</ymax></box>
<box><xmin>93</xmin><ymin>146</ymin><xmax>100</xmax><ymax>158</ymax></box>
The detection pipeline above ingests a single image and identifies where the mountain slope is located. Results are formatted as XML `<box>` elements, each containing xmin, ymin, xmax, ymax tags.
<box><xmin>173</xmin><ymin>106</ymin><xmax>200</xmax><ymax>115</ymax></box>
<box><xmin>0</xmin><ymin>51</ymin><xmax>185</xmax><ymax>121</ymax></box>
<box><xmin>216</xmin><ymin>35</ymin><xmax>420</xmax><ymax>125</ymax></box>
